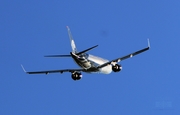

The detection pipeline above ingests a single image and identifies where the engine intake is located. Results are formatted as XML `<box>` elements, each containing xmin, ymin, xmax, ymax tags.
<box><xmin>71</xmin><ymin>72</ymin><xmax>82</xmax><ymax>80</ymax></box>
<box><xmin>112</xmin><ymin>64</ymin><xmax>122</xmax><ymax>72</ymax></box>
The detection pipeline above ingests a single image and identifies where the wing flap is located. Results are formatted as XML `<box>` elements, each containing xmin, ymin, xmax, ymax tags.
<box><xmin>119</xmin><ymin>47</ymin><xmax>149</xmax><ymax>61</ymax></box>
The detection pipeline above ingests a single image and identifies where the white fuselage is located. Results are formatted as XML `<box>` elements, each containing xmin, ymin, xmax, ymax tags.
<box><xmin>71</xmin><ymin>52</ymin><xmax>112</xmax><ymax>74</ymax></box>
<box><xmin>87</xmin><ymin>54</ymin><xmax>112</xmax><ymax>74</ymax></box>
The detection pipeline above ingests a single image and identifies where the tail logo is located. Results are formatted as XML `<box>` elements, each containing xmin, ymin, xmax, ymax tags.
<box><xmin>71</xmin><ymin>40</ymin><xmax>77</xmax><ymax>53</ymax></box>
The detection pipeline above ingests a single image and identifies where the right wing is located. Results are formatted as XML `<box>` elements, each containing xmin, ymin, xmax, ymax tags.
<box><xmin>98</xmin><ymin>39</ymin><xmax>150</xmax><ymax>68</ymax></box>
<box><xmin>21</xmin><ymin>65</ymin><xmax>85</xmax><ymax>74</ymax></box>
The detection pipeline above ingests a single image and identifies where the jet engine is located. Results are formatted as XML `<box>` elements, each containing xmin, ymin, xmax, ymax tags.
<box><xmin>112</xmin><ymin>64</ymin><xmax>122</xmax><ymax>72</ymax></box>
<box><xmin>71</xmin><ymin>71</ymin><xmax>82</xmax><ymax>80</ymax></box>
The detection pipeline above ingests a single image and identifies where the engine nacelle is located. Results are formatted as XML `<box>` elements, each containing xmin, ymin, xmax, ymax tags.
<box><xmin>112</xmin><ymin>64</ymin><xmax>122</xmax><ymax>72</ymax></box>
<box><xmin>71</xmin><ymin>72</ymin><xmax>82</xmax><ymax>80</ymax></box>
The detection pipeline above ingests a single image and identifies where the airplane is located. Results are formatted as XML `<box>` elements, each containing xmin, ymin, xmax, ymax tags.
<box><xmin>21</xmin><ymin>26</ymin><xmax>150</xmax><ymax>81</ymax></box>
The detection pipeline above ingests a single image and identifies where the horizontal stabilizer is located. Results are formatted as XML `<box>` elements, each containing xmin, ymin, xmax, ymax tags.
<box><xmin>76</xmin><ymin>45</ymin><xmax>98</xmax><ymax>55</ymax></box>
<box><xmin>44</xmin><ymin>55</ymin><xmax>71</xmax><ymax>57</ymax></box>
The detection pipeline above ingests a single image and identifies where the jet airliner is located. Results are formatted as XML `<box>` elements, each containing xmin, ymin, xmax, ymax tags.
<box><xmin>21</xmin><ymin>26</ymin><xmax>150</xmax><ymax>80</ymax></box>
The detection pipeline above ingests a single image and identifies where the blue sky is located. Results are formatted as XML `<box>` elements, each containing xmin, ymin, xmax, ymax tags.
<box><xmin>1</xmin><ymin>0</ymin><xmax>180</xmax><ymax>114</ymax></box>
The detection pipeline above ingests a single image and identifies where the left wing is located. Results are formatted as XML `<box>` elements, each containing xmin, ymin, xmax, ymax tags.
<box><xmin>98</xmin><ymin>39</ymin><xmax>150</xmax><ymax>68</ymax></box>
<box><xmin>21</xmin><ymin>65</ymin><xmax>85</xmax><ymax>74</ymax></box>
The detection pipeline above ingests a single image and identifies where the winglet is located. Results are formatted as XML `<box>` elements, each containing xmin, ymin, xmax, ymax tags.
<box><xmin>21</xmin><ymin>64</ymin><xmax>27</xmax><ymax>73</ymax></box>
<box><xmin>147</xmin><ymin>39</ymin><xmax>150</xmax><ymax>48</ymax></box>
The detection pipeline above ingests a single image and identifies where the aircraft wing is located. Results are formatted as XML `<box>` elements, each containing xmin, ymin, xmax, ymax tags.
<box><xmin>21</xmin><ymin>65</ymin><xmax>85</xmax><ymax>74</ymax></box>
<box><xmin>98</xmin><ymin>39</ymin><xmax>150</xmax><ymax>68</ymax></box>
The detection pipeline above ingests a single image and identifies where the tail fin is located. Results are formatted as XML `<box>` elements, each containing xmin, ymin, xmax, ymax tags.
<box><xmin>66</xmin><ymin>26</ymin><xmax>78</xmax><ymax>53</ymax></box>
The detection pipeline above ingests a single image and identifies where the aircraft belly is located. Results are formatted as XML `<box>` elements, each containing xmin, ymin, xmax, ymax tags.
<box><xmin>100</xmin><ymin>65</ymin><xmax>112</xmax><ymax>74</ymax></box>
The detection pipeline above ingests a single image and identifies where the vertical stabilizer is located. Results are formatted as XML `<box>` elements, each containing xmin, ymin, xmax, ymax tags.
<box><xmin>66</xmin><ymin>26</ymin><xmax>78</xmax><ymax>53</ymax></box>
